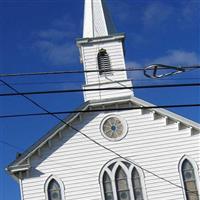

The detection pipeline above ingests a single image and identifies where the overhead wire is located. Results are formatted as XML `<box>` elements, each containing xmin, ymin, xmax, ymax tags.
<box><xmin>0</xmin><ymin>140</ymin><xmax>23</xmax><ymax>152</ymax></box>
<box><xmin>0</xmin><ymin>83</ymin><xmax>199</xmax><ymax>97</ymax></box>
<box><xmin>0</xmin><ymin>65</ymin><xmax>199</xmax><ymax>77</ymax></box>
<box><xmin>0</xmin><ymin>103</ymin><xmax>199</xmax><ymax>119</ymax></box>
<box><xmin>0</xmin><ymin>77</ymin><xmax>200</xmax><ymax>87</ymax></box>
<box><xmin>0</xmin><ymin>78</ymin><xmax>199</xmax><ymax>196</ymax></box>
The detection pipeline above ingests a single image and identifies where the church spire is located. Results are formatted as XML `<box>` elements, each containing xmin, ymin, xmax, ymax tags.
<box><xmin>83</xmin><ymin>0</ymin><xmax>116</xmax><ymax>38</ymax></box>
<box><xmin>77</xmin><ymin>0</ymin><xmax>133</xmax><ymax>102</ymax></box>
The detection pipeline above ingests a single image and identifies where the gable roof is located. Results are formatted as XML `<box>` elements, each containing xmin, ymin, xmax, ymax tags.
<box><xmin>6</xmin><ymin>96</ymin><xmax>200</xmax><ymax>176</ymax></box>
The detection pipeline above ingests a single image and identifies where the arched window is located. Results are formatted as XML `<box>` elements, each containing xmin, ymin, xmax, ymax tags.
<box><xmin>115</xmin><ymin>166</ymin><xmax>130</xmax><ymax>200</ymax></box>
<box><xmin>97</xmin><ymin>48</ymin><xmax>111</xmax><ymax>75</ymax></box>
<box><xmin>45</xmin><ymin>176</ymin><xmax>64</xmax><ymax>200</ymax></box>
<box><xmin>103</xmin><ymin>172</ymin><xmax>114</xmax><ymax>200</ymax></box>
<box><xmin>181</xmin><ymin>159</ymin><xmax>199</xmax><ymax>200</ymax></box>
<box><xmin>132</xmin><ymin>168</ymin><xmax>144</xmax><ymax>200</ymax></box>
<box><xmin>48</xmin><ymin>179</ymin><xmax>62</xmax><ymax>200</ymax></box>
<box><xmin>100</xmin><ymin>159</ymin><xmax>146</xmax><ymax>200</ymax></box>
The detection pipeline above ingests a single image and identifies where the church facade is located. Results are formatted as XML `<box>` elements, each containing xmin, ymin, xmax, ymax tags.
<box><xmin>7</xmin><ymin>1</ymin><xmax>200</xmax><ymax>200</ymax></box>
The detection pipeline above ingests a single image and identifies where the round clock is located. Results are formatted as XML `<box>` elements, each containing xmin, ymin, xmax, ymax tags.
<box><xmin>101</xmin><ymin>115</ymin><xmax>128</xmax><ymax>141</ymax></box>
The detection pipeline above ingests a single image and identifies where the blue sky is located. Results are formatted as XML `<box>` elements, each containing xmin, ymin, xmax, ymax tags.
<box><xmin>0</xmin><ymin>0</ymin><xmax>199</xmax><ymax>199</ymax></box>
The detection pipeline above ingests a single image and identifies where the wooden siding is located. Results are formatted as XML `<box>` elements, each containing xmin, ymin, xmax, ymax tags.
<box><xmin>83</xmin><ymin>80</ymin><xmax>133</xmax><ymax>101</ymax></box>
<box><xmin>21</xmin><ymin>109</ymin><xmax>200</xmax><ymax>200</ymax></box>
<box><xmin>82</xmin><ymin>41</ymin><xmax>127</xmax><ymax>85</ymax></box>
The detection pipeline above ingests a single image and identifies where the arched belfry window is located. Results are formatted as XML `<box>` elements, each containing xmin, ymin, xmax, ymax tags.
<box><xmin>100</xmin><ymin>159</ymin><xmax>146</xmax><ymax>200</ymax></box>
<box><xmin>45</xmin><ymin>176</ymin><xmax>64</xmax><ymax>200</ymax></box>
<box><xmin>180</xmin><ymin>158</ymin><xmax>199</xmax><ymax>200</ymax></box>
<box><xmin>97</xmin><ymin>48</ymin><xmax>112</xmax><ymax>75</ymax></box>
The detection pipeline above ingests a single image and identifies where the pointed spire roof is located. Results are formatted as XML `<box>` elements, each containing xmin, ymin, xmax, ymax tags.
<box><xmin>83</xmin><ymin>0</ymin><xmax>116</xmax><ymax>38</ymax></box>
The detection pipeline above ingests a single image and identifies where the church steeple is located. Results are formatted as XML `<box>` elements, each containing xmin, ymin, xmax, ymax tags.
<box><xmin>77</xmin><ymin>0</ymin><xmax>133</xmax><ymax>102</ymax></box>
<box><xmin>83</xmin><ymin>0</ymin><xmax>116</xmax><ymax>38</ymax></box>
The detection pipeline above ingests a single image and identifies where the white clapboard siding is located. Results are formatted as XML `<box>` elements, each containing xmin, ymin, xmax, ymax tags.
<box><xmin>21</xmin><ymin>108</ymin><xmax>200</xmax><ymax>200</ymax></box>
<box><xmin>80</xmin><ymin>38</ymin><xmax>132</xmax><ymax>101</ymax></box>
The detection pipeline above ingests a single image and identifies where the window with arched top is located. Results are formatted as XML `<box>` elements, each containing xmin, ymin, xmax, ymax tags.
<box><xmin>181</xmin><ymin>159</ymin><xmax>199</xmax><ymax>200</ymax></box>
<box><xmin>97</xmin><ymin>48</ymin><xmax>112</xmax><ymax>75</ymax></box>
<box><xmin>103</xmin><ymin>172</ymin><xmax>114</xmax><ymax>200</ymax></box>
<box><xmin>48</xmin><ymin>179</ymin><xmax>62</xmax><ymax>200</ymax></box>
<box><xmin>132</xmin><ymin>168</ymin><xmax>144</xmax><ymax>200</ymax></box>
<box><xmin>45</xmin><ymin>176</ymin><xmax>65</xmax><ymax>200</ymax></box>
<box><xmin>115</xmin><ymin>166</ymin><xmax>130</xmax><ymax>200</ymax></box>
<box><xmin>100</xmin><ymin>159</ymin><xmax>146</xmax><ymax>200</ymax></box>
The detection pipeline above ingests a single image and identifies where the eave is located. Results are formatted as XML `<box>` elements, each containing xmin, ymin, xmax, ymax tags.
<box><xmin>7</xmin><ymin>96</ymin><xmax>200</xmax><ymax>178</ymax></box>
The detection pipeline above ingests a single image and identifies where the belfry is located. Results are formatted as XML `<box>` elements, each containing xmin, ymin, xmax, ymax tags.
<box><xmin>77</xmin><ymin>0</ymin><xmax>133</xmax><ymax>101</ymax></box>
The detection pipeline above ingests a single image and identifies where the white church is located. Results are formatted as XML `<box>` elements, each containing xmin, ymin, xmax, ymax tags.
<box><xmin>7</xmin><ymin>0</ymin><xmax>200</xmax><ymax>200</ymax></box>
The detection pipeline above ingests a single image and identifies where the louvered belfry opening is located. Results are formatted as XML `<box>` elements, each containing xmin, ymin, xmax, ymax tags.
<box><xmin>97</xmin><ymin>48</ymin><xmax>112</xmax><ymax>75</ymax></box>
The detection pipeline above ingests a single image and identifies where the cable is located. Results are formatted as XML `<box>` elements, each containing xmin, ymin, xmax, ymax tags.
<box><xmin>0</xmin><ymin>104</ymin><xmax>200</xmax><ymax>119</ymax></box>
<box><xmin>0</xmin><ymin>83</ymin><xmax>199</xmax><ymax>97</ymax></box>
<box><xmin>0</xmin><ymin>66</ymin><xmax>199</xmax><ymax>77</ymax></box>
<box><xmin>1</xmin><ymin>79</ymin><xmax>199</xmax><ymax>196</ymax></box>
<box><xmin>0</xmin><ymin>77</ymin><xmax>200</xmax><ymax>87</ymax></box>
<box><xmin>0</xmin><ymin>140</ymin><xmax>23</xmax><ymax>152</ymax></box>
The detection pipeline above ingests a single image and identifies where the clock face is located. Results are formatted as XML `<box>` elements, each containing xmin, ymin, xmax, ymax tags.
<box><xmin>101</xmin><ymin>115</ymin><xmax>127</xmax><ymax>141</ymax></box>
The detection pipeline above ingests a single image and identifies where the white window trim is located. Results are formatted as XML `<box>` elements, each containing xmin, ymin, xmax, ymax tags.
<box><xmin>178</xmin><ymin>155</ymin><xmax>200</xmax><ymax>200</ymax></box>
<box><xmin>44</xmin><ymin>175</ymin><xmax>65</xmax><ymax>200</ymax></box>
<box><xmin>99</xmin><ymin>158</ymin><xmax>147</xmax><ymax>200</ymax></box>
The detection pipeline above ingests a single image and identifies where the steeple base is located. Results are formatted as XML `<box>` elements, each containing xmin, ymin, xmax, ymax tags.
<box><xmin>83</xmin><ymin>80</ymin><xmax>133</xmax><ymax>102</ymax></box>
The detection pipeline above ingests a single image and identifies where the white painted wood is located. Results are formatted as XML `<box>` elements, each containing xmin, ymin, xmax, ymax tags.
<box><xmin>83</xmin><ymin>0</ymin><xmax>115</xmax><ymax>38</ymax></box>
<box><xmin>19</xmin><ymin>108</ymin><xmax>200</xmax><ymax>200</ymax></box>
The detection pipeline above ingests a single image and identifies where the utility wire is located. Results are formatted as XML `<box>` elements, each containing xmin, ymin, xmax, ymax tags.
<box><xmin>0</xmin><ymin>77</ymin><xmax>199</xmax><ymax>87</ymax></box>
<box><xmin>0</xmin><ymin>79</ymin><xmax>199</xmax><ymax>196</ymax></box>
<box><xmin>0</xmin><ymin>104</ymin><xmax>199</xmax><ymax>119</ymax></box>
<box><xmin>0</xmin><ymin>66</ymin><xmax>200</xmax><ymax>77</ymax></box>
<box><xmin>0</xmin><ymin>140</ymin><xmax>23</xmax><ymax>152</ymax></box>
<box><xmin>0</xmin><ymin>83</ymin><xmax>199</xmax><ymax>97</ymax></box>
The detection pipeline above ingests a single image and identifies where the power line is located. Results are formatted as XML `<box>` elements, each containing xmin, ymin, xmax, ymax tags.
<box><xmin>1</xmin><ymin>79</ymin><xmax>199</xmax><ymax>196</ymax></box>
<box><xmin>0</xmin><ymin>77</ymin><xmax>199</xmax><ymax>87</ymax></box>
<box><xmin>0</xmin><ymin>66</ymin><xmax>200</xmax><ymax>77</ymax></box>
<box><xmin>0</xmin><ymin>103</ymin><xmax>199</xmax><ymax>119</ymax></box>
<box><xmin>0</xmin><ymin>83</ymin><xmax>199</xmax><ymax>97</ymax></box>
<box><xmin>0</xmin><ymin>140</ymin><xmax>23</xmax><ymax>152</ymax></box>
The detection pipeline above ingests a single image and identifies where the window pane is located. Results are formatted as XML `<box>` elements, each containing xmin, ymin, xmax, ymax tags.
<box><xmin>183</xmin><ymin>170</ymin><xmax>195</xmax><ymax>181</ymax></box>
<box><xmin>132</xmin><ymin>178</ymin><xmax>141</xmax><ymax>189</ymax></box>
<box><xmin>132</xmin><ymin>168</ymin><xmax>144</xmax><ymax>200</ymax></box>
<box><xmin>118</xmin><ymin>191</ymin><xmax>130</xmax><ymax>200</ymax></box>
<box><xmin>182</xmin><ymin>160</ymin><xmax>193</xmax><ymax>170</ymax></box>
<box><xmin>103</xmin><ymin>172</ymin><xmax>114</xmax><ymax>200</ymax></box>
<box><xmin>48</xmin><ymin>179</ymin><xmax>61</xmax><ymax>200</ymax></box>
<box><xmin>186</xmin><ymin>191</ymin><xmax>199</xmax><ymax>200</ymax></box>
<box><xmin>115</xmin><ymin>167</ymin><xmax>130</xmax><ymax>200</ymax></box>
<box><xmin>104</xmin><ymin>182</ymin><xmax>113</xmax><ymax>193</ymax></box>
<box><xmin>181</xmin><ymin>160</ymin><xmax>199</xmax><ymax>200</ymax></box>
<box><xmin>116</xmin><ymin>168</ymin><xmax>127</xmax><ymax>179</ymax></box>
<box><xmin>105</xmin><ymin>192</ymin><xmax>114</xmax><ymax>200</ymax></box>
<box><xmin>117</xmin><ymin>180</ymin><xmax>129</xmax><ymax>191</ymax></box>
<box><xmin>184</xmin><ymin>181</ymin><xmax>198</xmax><ymax>192</ymax></box>
<box><xmin>134</xmin><ymin>189</ymin><xmax>143</xmax><ymax>200</ymax></box>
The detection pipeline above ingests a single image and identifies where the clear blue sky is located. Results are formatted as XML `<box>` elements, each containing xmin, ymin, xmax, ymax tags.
<box><xmin>0</xmin><ymin>0</ymin><xmax>199</xmax><ymax>199</ymax></box>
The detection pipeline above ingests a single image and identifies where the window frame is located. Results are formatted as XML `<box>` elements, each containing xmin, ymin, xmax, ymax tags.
<box><xmin>97</xmin><ymin>48</ymin><xmax>112</xmax><ymax>76</ymax></box>
<box><xmin>44</xmin><ymin>175</ymin><xmax>65</xmax><ymax>200</ymax></box>
<box><xmin>178</xmin><ymin>155</ymin><xmax>200</xmax><ymax>200</ymax></box>
<box><xmin>99</xmin><ymin>158</ymin><xmax>147</xmax><ymax>200</ymax></box>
